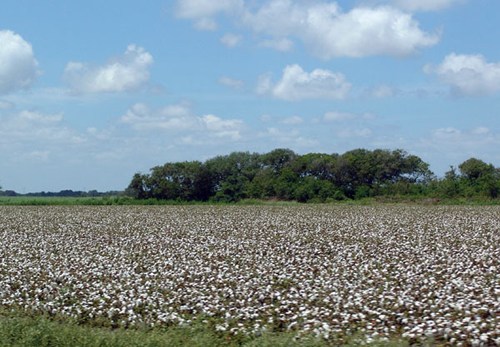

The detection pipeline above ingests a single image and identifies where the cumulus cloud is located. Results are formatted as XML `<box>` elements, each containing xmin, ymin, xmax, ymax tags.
<box><xmin>18</xmin><ymin>110</ymin><xmax>63</xmax><ymax>124</ymax></box>
<box><xmin>259</xmin><ymin>127</ymin><xmax>319</xmax><ymax>148</ymax></box>
<box><xmin>323</xmin><ymin>111</ymin><xmax>357</xmax><ymax>122</ymax></box>
<box><xmin>322</xmin><ymin>111</ymin><xmax>376</xmax><ymax>124</ymax></box>
<box><xmin>390</xmin><ymin>0</ymin><xmax>464</xmax><ymax>11</ymax></box>
<box><xmin>258</xmin><ymin>38</ymin><xmax>294</xmax><ymax>52</ymax></box>
<box><xmin>220</xmin><ymin>33</ymin><xmax>242</xmax><ymax>47</ymax></box>
<box><xmin>121</xmin><ymin>103</ymin><xmax>195</xmax><ymax>131</ymax></box>
<box><xmin>219</xmin><ymin>76</ymin><xmax>244</xmax><ymax>89</ymax></box>
<box><xmin>200</xmin><ymin>114</ymin><xmax>243</xmax><ymax>140</ymax></box>
<box><xmin>258</xmin><ymin>64</ymin><xmax>351</xmax><ymax>101</ymax></box>
<box><xmin>64</xmin><ymin>45</ymin><xmax>153</xmax><ymax>94</ymax></box>
<box><xmin>174</xmin><ymin>1</ymin><xmax>439</xmax><ymax>58</ymax></box>
<box><xmin>175</xmin><ymin>0</ymin><xmax>244</xmax><ymax>30</ymax></box>
<box><xmin>242</xmin><ymin>1</ymin><xmax>439</xmax><ymax>58</ymax></box>
<box><xmin>423</xmin><ymin>126</ymin><xmax>500</xmax><ymax>169</ymax></box>
<box><xmin>432</xmin><ymin>127</ymin><xmax>462</xmax><ymax>140</ymax></box>
<box><xmin>425</xmin><ymin>53</ymin><xmax>500</xmax><ymax>96</ymax></box>
<box><xmin>368</xmin><ymin>85</ymin><xmax>396</xmax><ymax>98</ymax></box>
<box><xmin>0</xmin><ymin>110</ymin><xmax>83</xmax><ymax>145</ymax></box>
<box><xmin>0</xmin><ymin>100</ymin><xmax>15</xmax><ymax>110</ymax></box>
<box><xmin>26</xmin><ymin>150</ymin><xmax>50</xmax><ymax>162</ymax></box>
<box><xmin>0</xmin><ymin>30</ymin><xmax>39</xmax><ymax>94</ymax></box>
<box><xmin>471</xmin><ymin>126</ymin><xmax>490</xmax><ymax>135</ymax></box>
<box><xmin>121</xmin><ymin>102</ymin><xmax>244</xmax><ymax>141</ymax></box>
<box><xmin>280</xmin><ymin>115</ymin><xmax>303</xmax><ymax>125</ymax></box>
<box><xmin>337</xmin><ymin>128</ymin><xmax>373</xmax><ymax>138</ymax></box>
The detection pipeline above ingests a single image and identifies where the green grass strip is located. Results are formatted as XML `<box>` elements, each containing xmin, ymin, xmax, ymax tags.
<box><xmin>0</xmin><ymin>312</ymin><xmax>416</xmax><ymax>347</ymax></box>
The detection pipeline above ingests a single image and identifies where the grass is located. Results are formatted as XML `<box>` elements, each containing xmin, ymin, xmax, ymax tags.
<box><xmin>0</xmin><ymin>310</ymin><xmax>413</xmax><ymax>347</ymax></box>
<box><xmin>0</xmin><ymin>196</ymin><xmax>303</xmax><ymax>206</ymax></box>
<box><xmin>2</xmin><ymin>194</ymin><xmax>499</xmax><ymax>207</ymax></box>
<box><xmin>0</xmin><ymin>196</ymin><xmax>127</xmax><ymax>206</ymax></box>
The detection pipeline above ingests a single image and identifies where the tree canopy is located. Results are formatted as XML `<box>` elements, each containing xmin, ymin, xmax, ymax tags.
<box><xmin>124</xmin><ymin>148</ymin><xmax>499</xmax><ymax>202</ymax></box>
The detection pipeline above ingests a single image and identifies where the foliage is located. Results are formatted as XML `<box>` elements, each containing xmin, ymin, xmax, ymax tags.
<box><xmin>126</xmin><ymin>148</ymin><xmax>476</xmax><ymax>203</ymax></box>
<box><xmin>0</xmin><ymin>310</ymin><xmax>411</xmax><ymax>347</ymax></box>
<box><xmin>436</xmin><ymin>158</ymin><xmax>500</xmax><ymax>199</ymax></box>
<box><xmin>3</xmin><ymin>148</ymin><xmax>498</xmax><ymax>204</ymax></box>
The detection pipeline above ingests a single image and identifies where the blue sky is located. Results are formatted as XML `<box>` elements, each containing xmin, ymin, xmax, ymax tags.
<box><xmin>1</xmin><ymin>0</ymin><xmax>500</xmax><ymax>192</ymax></box>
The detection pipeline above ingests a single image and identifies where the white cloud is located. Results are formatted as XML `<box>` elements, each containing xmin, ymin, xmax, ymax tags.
<box><xmin>369</xmin><ymin>84</ymin><xmax>396</xmax><ymax>98</ymax></box>
<box><xmin>425</xmin><ymin>53</ymin><xmax>500</xmax><ymax>96</ymax></box>
<box><xmin>201</xmin><ymin>114</ymin><xmax>243</xmax><ymax>140</ymax></box>
<box><xmin>0</xmin><ymin>110</ymin><xmax>83</xmax><ymax>145</ymax></box>
<box><xmin>121</xmin><ymin>103</ymin><xmax>195</xmax><ymax>131</ymax></box>
<box><xmin>220</xmin><ymin>33</ymin><xmax>242</xmax><ymax>47</ymax></box>
<box><xmin>219</xmin><ymin>76</ymin><xmax>244</xmax><ymax>89</ymax></box>
<box><xmin>260</xmin><ymin>114</ymin><xmax>272</xmax><ymax>123</ymax></box>
<box><xmin>259</xmin><ymin>127</ymin><xmax>319</xmax><ymax>148</ymax></box>
<box><xmin>258</xmin><ymin>64</ymin><xmax>351</xmax><ymax>101</ymax></box>
<box><xmin>18</xmin><ymin>110</ymin><xmax>63</xmax><ymax>124</ymax></box>
<box><xmin>337</xmin><ymin>128</ymin><xmax>373</xmax><ymax>138</ymax></box>
<box><xmin>258</xmin><ymin>38</ymin><xmax>294</xmax><ymax>52</ymax></box>
<box><xmin>242</xmin><ymin>1</ymin><xmax>439</xmax><ymax>58</ymax></box>
<box><xmin>322</xmin><ymin>111</ymin><xmax>376</xmax><ymax>123</ymax></box>
<box><xmin>432</xmin><ymin>127</ymin><xmax>462</xmax><ymax>140</ymax></box>
<box><xmin>390</xmin><ymin>0</ymin><xmax>464</xmax><ymax>11</ymax></box>
<box><xmin>420</xmin><ymin>126</ymin><xmax>500</xmax><ymax>173</ymax></box>
<box><xmin>280</xmin><ymin>115</ymin><xmax>303</xmax><ymax>125</ymax></box>
<box><xmin>0</xmin><ymin>100</ymin><xmax>15</xmax><ymax>109</ymax></box>
<box><xmin>430</xmin><ymin>126</ymin><xmax>496</xmax><ymax>144</ymax></box>
<box><xmin>175</xmin><ymin>0</ymin><xmax>244</xmax><ymax>30</ymax></box>
<box><xmin>471</xmin><ymin>127</ymin><xmax>490</xmax><ymax>135</ymax></box>
<box><xmin>323</xmin><ymin>111</ymin><xmax>357</xmax><ymax>122</ymax></box>
<box><xmin>174</xmin><ymin>1</ymin><xmax>439</xmax><ymax>58</ymax></box>
<box><xmin>121</xmin><ymin>102</ymin><xmax>244</xmax><ymax>141</ymax></box>
<box><xmin>0</xmin><ymin>30</ymin><xmax>39</xmax><ymax>94</ymax></box>
<box><xmin>26</xmin><ymin>150</ymin><xmax>50</xmax><ymax>162</ymax></box>
<box><xmin>63</xmin><ymin>45</ymin><xmax>153</xmax><ymax>94</ymax></box>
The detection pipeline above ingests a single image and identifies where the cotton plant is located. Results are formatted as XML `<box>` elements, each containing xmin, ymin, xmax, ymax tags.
<box><xmin>0</xmin><ymin>205</ymin><xmax>498</xmax><ymax>345</ymax></box>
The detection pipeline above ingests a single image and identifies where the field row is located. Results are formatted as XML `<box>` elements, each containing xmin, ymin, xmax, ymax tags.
<box><xmin>0</xmin><ymin>205</ymin><xmax>499</xmax><ymax>345</ymax></box>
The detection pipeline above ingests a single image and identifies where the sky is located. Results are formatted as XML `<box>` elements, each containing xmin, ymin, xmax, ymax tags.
<box><xmin>1</xmin><ymin>0</ymin><xmax>500</xmax><ymax>192</ymax></box>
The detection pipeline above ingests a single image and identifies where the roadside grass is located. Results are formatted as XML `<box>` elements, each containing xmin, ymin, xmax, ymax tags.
<box><xmin>0</xmin><ymin>196</ymin><xmax>127</xmax><ymax>206</ymax></box>
<box><xmin>0</xmin><ymin>311</ymin><xmax>414</xmax><ymax>347</ymax></box>
<box><xmin>1</xmin><ymin>195</ymin><xmax>499</xmax><ymax>206</ymax></box>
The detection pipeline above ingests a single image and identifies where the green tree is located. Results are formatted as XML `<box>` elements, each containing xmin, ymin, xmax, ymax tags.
<box><xmin>205</xmin><ymin>151</ymin><xmax>262</xmax><ymax>200</ymax></box>
<box><xmin>294</xmin><ymin>177</ymin><xmax>339</xmax><ymax>202</ymax></box>
<box><xmin>458</xmin><ymin>158</ymin><xmax>499</xmax><ymax>198</ymax></box>
<box><xmin>458</xmin><ymin>158</ymin><xmax>495</xmax><ymax>181</ymax></box>
<box><xmin>291</xmin><ymin>153</ymin><xmax>337</xmax><ymax>181</ymax></box>
<box><xmin>125</xmin><ymin>173</ymin><xmax>150</xmax><ymax>199</ymax></box>
<box><xmin>262</xmin><ymin>148</ymin><xmax>297</xmax><ymax>174</ymax></box>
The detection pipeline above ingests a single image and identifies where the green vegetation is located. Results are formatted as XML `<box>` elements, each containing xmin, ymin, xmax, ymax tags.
<box><xmin>125</xmin><ymin>148</ymin><xmax>500</xmax><ymax>203</ymax></box>
<box><xmin>2</xmin><ymin>205</ymin><xmax>495</xmax><ymax>345</ymax></box>
<box><xmin>0</xmin><ymin>196</ymin><xmax>134</xmax><ymax>206</ymax></box>
<box><xmin>0</xmin><ymin>310</ymin><xmax>411</xmax><ymax>347</ymax></box>
<box><xmin>2</xmin><ymin>148</ymin><xmax>499</xmax><ymax>205</ymax></box>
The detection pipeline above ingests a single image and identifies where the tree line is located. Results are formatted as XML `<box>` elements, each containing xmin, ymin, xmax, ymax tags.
<box><xmin>125</xmin><ymin>148</ymin><xmax>500</xmax><ymax>202</ymax></box>
<box><xmin>0</xmin><ymin>189</ymin><xmax>122</xmax><ymax>198</ymax></box>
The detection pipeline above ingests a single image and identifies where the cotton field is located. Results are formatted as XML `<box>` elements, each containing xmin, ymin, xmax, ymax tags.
<box><xmin>0</xmin><ymin>205</ymin><xmax>499</xmax><ymax>345</ymax></box>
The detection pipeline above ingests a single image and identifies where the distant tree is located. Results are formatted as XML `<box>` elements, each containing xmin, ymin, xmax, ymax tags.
<box><xmin>458</xmin><ymin>158</ymin><xmax>499</xmax><ymax>198</ymax></box>
<box><xmin>274</xmin><ymin>168</ymin><xmax>299</xmax><ymax>200</ymax></box>
<box><xmin>294</xmin><ymin>177</ymin><xmax>339</xmax><ymax>202</ymax></box>
<box><xmin>126</xmin><ymin>173</ymin><xmax>150</xmax><ymax>199</ymax></box>
<box><xmin>246</xmin><ymin>168</ymin><xmax>276</xmax><ymax>199</ymax></box>
<box><xmin>126</xmin><ymin>148</ymin><xmax>500</xmax><ymax>202</ymax></box>
<box><xmin>458</xmin><ymin>158</ymin><xmax>495</xmax><ymax>181</ymax></box>
<box><xmin>291</xmin><ymin>153</ymin><xmax>337</xmax><ymax>181</ymax></box>
<box><xmin>146</xmin><ymin>161</ymin><xmax>207</xmax><ymax>200</ymax></box>
<box><xmin>205</xmin><ymin>151</ymin><xmax>262</xmax><ymax>199</ymax></box>
<box><xmin>262</xmin><ymin>148</ymin><xmax>297</xmax><ymax>174</ymax></box>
